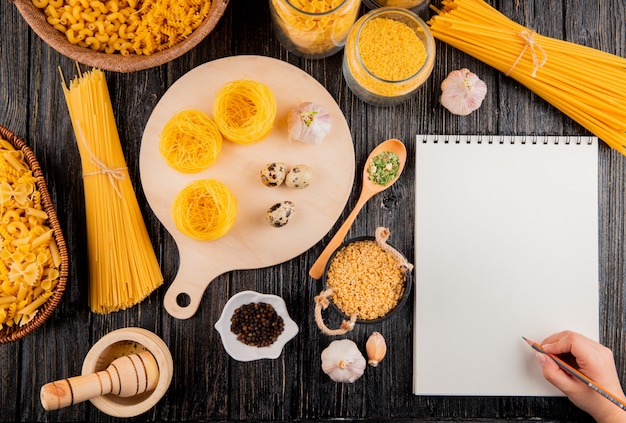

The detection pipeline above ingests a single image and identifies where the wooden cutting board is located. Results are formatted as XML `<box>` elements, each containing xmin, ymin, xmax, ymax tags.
<box><xmin>140</xmin><ymin>56</ymin><xmax>355</xmax><ymax>319</ymax></box>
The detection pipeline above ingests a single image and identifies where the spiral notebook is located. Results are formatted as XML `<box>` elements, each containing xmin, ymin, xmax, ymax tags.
<box><xmin>413</xmin><ymin>134</ymin><xmax>599</xmax><ymax>396</ymax></box>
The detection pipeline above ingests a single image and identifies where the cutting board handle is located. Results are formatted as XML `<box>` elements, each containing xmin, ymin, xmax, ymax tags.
<box><xmin>163</xmin><ymin>253</ymin><xmax>227</xmax><ymax>319</ymax></box>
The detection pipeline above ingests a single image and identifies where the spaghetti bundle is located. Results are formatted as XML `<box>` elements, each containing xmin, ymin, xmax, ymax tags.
<box><xmin>159</xmin><ymin>109</ymin><xmax>223</xmax><ymax>173</ymax></box>
<box><xmin>428</xmin><ymin>0</ymin><xmax>626</xmax><ymax>154</ymax></box>
<box><xmin>171</xmin><ymin>179</ymin><xmax>238</xmax><ymax>241</ymax></box>
<box><xmin>60</xmin><ymin>68</ymin><xmax>163</xmax><ymax>314</ymax></box>
<box><xmin>213</xmin><ymin>79</ymin><xmax>277</xmax><ymax>145</ymax></box>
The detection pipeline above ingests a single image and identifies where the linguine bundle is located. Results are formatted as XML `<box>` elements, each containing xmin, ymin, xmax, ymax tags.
<box><xmin>428</xmin><ymin>0</ymin><xmax>626</xmax><ymax>154</ymax></box>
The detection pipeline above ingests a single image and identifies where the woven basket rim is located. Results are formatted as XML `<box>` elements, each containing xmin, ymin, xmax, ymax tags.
<box><xmin>12</xmin><ymin>0</ymin><xmax>230</xmax><ymax>73</ymax></box>
<box><xmin>0</xmin><ymin>125</ymin><xmax>69</xmax><ymax>344</ymax></box>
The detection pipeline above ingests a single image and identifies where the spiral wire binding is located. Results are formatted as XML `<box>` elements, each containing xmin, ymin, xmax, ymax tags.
<box><xmin>417</xmin><ymin>134</ymin><xmax>597</xmax><ymax>146</ymax></box>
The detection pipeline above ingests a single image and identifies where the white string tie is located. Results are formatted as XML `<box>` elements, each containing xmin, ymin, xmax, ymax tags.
<box><xmin>76</xmin><ymin>123</ymin><xmax>127</xmax><ymax>198</ymax></box>
<box><xmin>506</xmin><ymin>30</ymin><xmax>547</xmax><ymax>78</ymax></box>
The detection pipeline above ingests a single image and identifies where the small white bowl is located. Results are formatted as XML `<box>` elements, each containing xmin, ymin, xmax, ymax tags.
<box><xmin>214</xmin><ymin>291</ymin><xmax>299</xmax><ymax>361</ymax></box>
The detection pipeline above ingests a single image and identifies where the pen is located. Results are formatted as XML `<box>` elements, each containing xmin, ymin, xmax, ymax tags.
<box><xmin>523</xmin><ymin>337</ymin><xmax>626</xmax><ymax>411</ymax></box>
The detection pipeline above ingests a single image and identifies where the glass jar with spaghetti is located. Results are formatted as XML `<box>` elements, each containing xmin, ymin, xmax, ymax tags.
<box><xmin>269</xmin><ymin>0</ymin><xmax>362</xmax><ymax>59</ymax></box>
<box><xmin>342</xmin><ymin>7</ymin><xmax>436</xmax><ymax>106</ymax></box>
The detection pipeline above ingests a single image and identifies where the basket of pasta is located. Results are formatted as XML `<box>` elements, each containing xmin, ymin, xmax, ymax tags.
<box><xmin>11</xmin><ymin>0</ymin><xmax>229</xmax><ymax>73</ymax></box>
<box><xmin>0</xmin><ymin>125</ymin><xmax>68</xmax><ymax>344</ymax></box>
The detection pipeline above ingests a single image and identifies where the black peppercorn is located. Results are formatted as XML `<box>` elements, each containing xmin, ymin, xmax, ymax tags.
<box><xmin>230</xmin><ymin>302</ymin><xmax>285</xmax><ymax>347</ymax></box>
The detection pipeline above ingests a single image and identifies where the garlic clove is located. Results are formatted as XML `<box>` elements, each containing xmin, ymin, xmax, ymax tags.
<box><xmin>366</xmin><ymin>331</ymin><xmax>387</xmax><ymax>367</ymax></box>
<box><xmin>287</xmin><ymin>102</ymin><xmax>332</xmax><ymax>145</ymax></box>
<box><xmin>321</xmin><ymin>339</ymin><xmax>366</xmax><ymax>383</ymax></box>
<box><xmin>439</xmin><ymin>68</ymin><xmax>487</xmax><ymax>116</ymax></box>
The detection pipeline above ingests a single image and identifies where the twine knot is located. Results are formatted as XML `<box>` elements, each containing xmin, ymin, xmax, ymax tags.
<box><xmin>506</xmin><ymin>30</ymin><xmax>547</xmax><ymax>78</ymax></box>
<box><xmin>83</xmin><ymin>156</ymin><xmax>127</xmax><ymax>198</ymax></box>
<box><xmin>76</xmin><ymin>123</ymin><xmax>127</xmax><ymax>198</ymax></box>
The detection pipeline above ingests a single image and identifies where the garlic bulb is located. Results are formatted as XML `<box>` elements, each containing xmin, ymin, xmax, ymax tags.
<box><xmin>321</xmin><ymin>339</ymin><xmax>366</xmax><ymax>383</ymax></box>
<box><xmin>439</xmin><ymin>68</ymin><xmax>487</xmax><ymax>116</ymax></box>
<box><xmin>366</xmin><ymin>332</ymin><xmax>386</xmax><ymax>367</ymax></box>
<box><xmin>287</xmin><ymin>102</ymin><xmax>332</xmax><ymax>145</ymax></box>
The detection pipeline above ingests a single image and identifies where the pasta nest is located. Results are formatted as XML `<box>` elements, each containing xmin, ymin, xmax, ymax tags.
<box><xmin>171</xmin><ymin>179</ymin><xmax>238</xmax><ymax>241</ymax></box>
<box><xmin>212</xmin><ymin>79</ymin><xmax>277</xmax><ymax>145</ymax></box>
<box><xmin>159</xmin><ymin>109</ymin><xmax>223</xmax><ymax>173</ymax></box>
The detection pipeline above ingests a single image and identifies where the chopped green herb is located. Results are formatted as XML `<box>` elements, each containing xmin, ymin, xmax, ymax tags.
<box><xmin>367</xmin><ymin>151</ymin><xmax>400</xmax><ymax>186</ymax></box>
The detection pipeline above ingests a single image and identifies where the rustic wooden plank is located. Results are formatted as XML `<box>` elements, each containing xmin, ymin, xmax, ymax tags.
<box><xmin>1</xmin><ymin>0</ymin><xmax>624</xmax><ymax>421</ymax></box>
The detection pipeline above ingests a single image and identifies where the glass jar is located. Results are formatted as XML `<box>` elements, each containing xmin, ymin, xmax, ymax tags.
<box><xmin>269</xmin><ymin>0</ymin><xmax>362</xmax><ymax>59</ymax></box>
<box><xmin>342</xmin><ymin>7</ymin><xmax>436</xmax><ymax>106</ymax></box>
<box><xmin>362</xmin><ymin>0</ymin><xmax>429</xmax><ymax>13</ymax></box>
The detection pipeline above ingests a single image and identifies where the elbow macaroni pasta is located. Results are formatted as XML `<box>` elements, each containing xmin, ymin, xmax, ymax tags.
<box><xmin>0</xmin><ymin>138</ymin><xmax>61</xmax><ymax>329</ymax></box>
<box><xmin>33</xmin><ymin>0</ymin><xmax>213</xmax><ymax>55</ymax></box>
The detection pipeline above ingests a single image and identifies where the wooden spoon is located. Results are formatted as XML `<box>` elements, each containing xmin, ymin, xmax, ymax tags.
<box><xmin>308</xmin><ymin>139</ymin><xmax>407</xmax><ymax>280</ymax></box>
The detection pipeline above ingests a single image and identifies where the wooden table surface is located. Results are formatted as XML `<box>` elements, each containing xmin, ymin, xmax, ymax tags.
<box><xmin>1</xmin><ymin>0</ymin><xmax>625</xmax><ymax>421</ymax></box>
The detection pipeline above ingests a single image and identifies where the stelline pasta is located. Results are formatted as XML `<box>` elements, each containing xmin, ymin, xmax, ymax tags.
<box><xmin>428</xmin><ymin>0</ymin><xmax>626</xmax><ymax>154</ymax></box>
<box><xmin>60</xmin><ymin>68</ymin><xmax>163</xmax><ymax>314</ymax></box>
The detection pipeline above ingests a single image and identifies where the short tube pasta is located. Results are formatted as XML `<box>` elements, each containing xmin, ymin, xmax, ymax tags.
<box><xmin>33</xmin><ymin>0</ymin><xmax>214</xmax><ymax>55</ymax></box>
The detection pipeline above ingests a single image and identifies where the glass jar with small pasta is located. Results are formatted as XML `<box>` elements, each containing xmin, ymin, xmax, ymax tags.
<box><xmin>269</xmin><ymin>0</ymin><xmax>362</xmax><ymax>59</ymax></box>
<box><xmin>342</xmin><ymin>7</ymin><xmax>436</xmax><ymax>106</ymax></box>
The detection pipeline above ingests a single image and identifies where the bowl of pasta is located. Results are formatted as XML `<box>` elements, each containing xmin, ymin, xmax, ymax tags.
<box><xmin>12</xmin><ymin>0</ymin><xmax>230</xmax><ymax>73</ymax></box>
<box><xmin>0</xmin><ymin>125</ymin><xmax>68</xmax><ymax>344</ymax></box>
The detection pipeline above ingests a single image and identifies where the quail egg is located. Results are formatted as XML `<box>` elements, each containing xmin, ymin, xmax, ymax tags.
<box><xmin>266</xmin><ymin>201</ymin><xmax>295</xmax><ymax>227</ymax></box>
<box><xmin>284</xmin><ymin>165</ymin><xmax>313</xmax><ymax>189</ymax></box>
<box><xmin>260</xmin><ymin>162</ymin><xmax>287</xmax><ymax>187</ymax></box>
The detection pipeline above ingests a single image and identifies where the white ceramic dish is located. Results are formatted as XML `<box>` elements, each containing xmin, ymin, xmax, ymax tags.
<box><xmin>214</xmin><ymin>291</ymin><xmax>299</xmax><ymax>361</ymax></box>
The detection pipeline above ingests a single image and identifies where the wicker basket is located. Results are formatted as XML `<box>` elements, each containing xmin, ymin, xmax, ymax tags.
<box><xmin>11</xmin><ymin>0</ymin><xmax>229</xmax><ymax>73</ymax></box>
<box><xmin>0</xmin><ymin>126</ymin><xmax>69</xmax><ymax>344</ymax></box>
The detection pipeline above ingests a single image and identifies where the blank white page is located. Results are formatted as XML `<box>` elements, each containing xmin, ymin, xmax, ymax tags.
<box><xmin>413</xmin><ymin>135</ymin><xmax>599</xmax><ymax>396</ymax></box>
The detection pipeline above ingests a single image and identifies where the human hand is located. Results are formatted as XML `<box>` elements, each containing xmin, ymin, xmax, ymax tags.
<box><xmin>534</xmin><ymin>330</ymin><xmax>626</xmax><ymax>423</ymax></box>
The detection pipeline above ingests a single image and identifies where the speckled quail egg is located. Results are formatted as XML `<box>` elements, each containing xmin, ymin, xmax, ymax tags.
<box><xmin>266</xmin><ymin>201</ymin><xmax>295</xmax><ymax>227</ymax></box>
<box><xmin>284</xmin><ymin>165</ymin><xmax>313</xmax><ymax>189</ymax></box>
<box><xmin>260</xmin><ymin>162</ymin><xmax>287</xmax><ymax>187</ymax></box>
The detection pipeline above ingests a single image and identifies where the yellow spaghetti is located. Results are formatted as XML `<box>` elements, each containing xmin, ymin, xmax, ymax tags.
<box><xmin>212</xmin><ymin>79</ymin><xmax>277</xmax><ymax>145</ymax></box>
<box><xmin>171</xmin><ymin>179</ymin><xmax>238</xmax><ymax>241</ymax></box>
<box><xmin>60</xmin><ymin>68</ymin><xmax>163</xmax><ymax>314</ymax></box>
<box><xmin>428</xmin><ymin>0</ymin><xmax>626</xmax><ymax>154</ymax></box>
<box><xmin>159</xmin><ymin>109</ymin><xmax>223</xmax><ymax>173</ymax></box>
